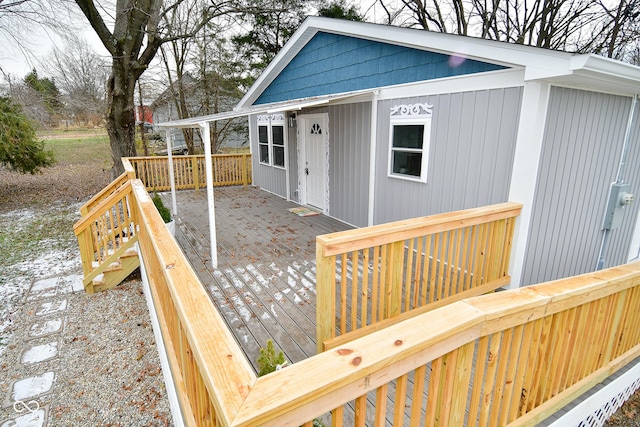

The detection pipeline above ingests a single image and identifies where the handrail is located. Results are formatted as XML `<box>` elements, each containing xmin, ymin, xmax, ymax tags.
<box><xmin>74</xmin><ymin>179</ymin><xmax>139</xmax><ymax>293</ymax></box>
<box><xmin>79</xmin><ymin>171</ymin><xmax>130</xmax><ymax>216</ymax></box>
<box><xmin>316</xmin><ymin>202</ymin><xmax>522</xmax><ymax>353</ymax></box>
<box><xmin>124</xmin><ymin>154</ymin><xmax>251</xmax><ymax>191</ymax></box>
<box><xmin>130</xmin><ymin>180</ymin><xmax>256</xmax><ymax>426</ymax></box>
<box><xmin>230</xmin><ymin>263</ymin><xmax>640</xmax><ymax>426</ymax></box>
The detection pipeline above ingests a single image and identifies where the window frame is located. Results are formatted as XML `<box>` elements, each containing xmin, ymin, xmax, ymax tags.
<box><xmin>256</xmin><ymin>114</ymin><xmax>286</xmax><ymax>169</ymax></box>
<box><xmin>271</xmin><ymin>124</ymin><xmax>285</xmax><ymax>168</ymax></box>
<box><xmin>258</xmin><ymin>124</ymin><xmax>270</xmax><ymax>165</ymax></box>
<box><xmin>387</xmin><ymin>103</ymin><xmax>433</xmax><ymax>183</ymax></box>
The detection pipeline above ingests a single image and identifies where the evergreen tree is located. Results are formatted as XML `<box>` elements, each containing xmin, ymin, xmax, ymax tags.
<box><xmin>24</xmin><ymin>69</ymin><xmax>62</xmax><ymax>114</ymax></box>
<box><xmin>0</xmin><ymin>97</ymin><xmax>55</xmax><ymax>174</ymax></box>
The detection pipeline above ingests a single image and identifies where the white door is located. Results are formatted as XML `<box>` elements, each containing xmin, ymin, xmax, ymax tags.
<box><xmin>301</xmin><ymin>115</ymin><xmax>327</xmax><ymax>210</ymax></box>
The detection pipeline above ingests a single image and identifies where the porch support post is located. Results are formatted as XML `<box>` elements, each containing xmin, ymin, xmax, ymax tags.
<box><xmin>201</xmin><ymin>121</ymin><xmax>218</xmax><ymax>268</ymax></box>
<box><xmin>507</xmin><ymin>81</ymin><xmax>551</xmax><ymax>288</ymax></box>
<box><xmin>165</xmin><ymin>129</ymin><xmax>178</xmax><ymax>216</ymax></box>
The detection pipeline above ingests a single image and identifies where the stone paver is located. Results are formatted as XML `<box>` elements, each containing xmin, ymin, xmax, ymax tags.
<box><xmin>0</xmin><ymin>275</ymin><xmax>73</xmax><ymax>427</ymax></box>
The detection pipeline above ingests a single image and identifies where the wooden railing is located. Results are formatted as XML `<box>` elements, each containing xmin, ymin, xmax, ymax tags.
<box><xmin>124</xmin><ymin>154</ymin><xmax>251</xmax><ymax>191</ymax></box>
<box><xmin>79</xmin><ymin>171</ymin><xmax>132</xmax><ymax>215</ymax></box>
<box><xmin>73</xmin><ymin>179</ymin><xmax>139</xmax><ymax>293</ymax></box>
<box><xmin>129</xmin><ymin>180</ymin><xmax>640</xmax><ymax>425</ymax></box>
<box><xmin>316</xmin><ymin>202</ymin><xmax>522</xmax><ymax>352</ymax></box>
<box><xmin>78</xmin><ymin>170</ymin><xmax>640</xmax><ymax>425</ymax></box>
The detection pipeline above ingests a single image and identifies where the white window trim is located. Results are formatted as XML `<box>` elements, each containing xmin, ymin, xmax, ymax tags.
<box><xmin>257</xmin><ymin>113</ymin><xmax>286</xmax><ymax>169</ymax></box>
<box><xmin>387</xmin><ymin>103</ymin><xmax>433</xmax><ymax>183</ymax></box>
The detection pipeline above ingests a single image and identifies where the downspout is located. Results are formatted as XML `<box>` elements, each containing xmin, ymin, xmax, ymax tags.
<box><xmin>596</xmin><ymin>94</ymin><xmax>638</xmax><ymax>270</ymax></box>
<box><xmin>367</xmin><ymin>90</ymin><xmax>379</xmax><ymax>226</ymax></box>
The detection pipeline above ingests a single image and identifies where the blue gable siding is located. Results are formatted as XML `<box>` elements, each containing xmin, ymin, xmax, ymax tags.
<box><xmin>254</xmin><ymin>32</ymin><xmax>507</xmax><ymax>105</ymax></box>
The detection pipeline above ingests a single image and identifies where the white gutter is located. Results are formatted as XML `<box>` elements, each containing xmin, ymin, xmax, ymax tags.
<box><xmin>156</xmin><ymin>90</ymin><xmax>375</xmax><ymax>129</ymax></box>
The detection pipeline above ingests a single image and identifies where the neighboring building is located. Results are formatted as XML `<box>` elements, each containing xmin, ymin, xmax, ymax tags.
<box><xmin>152</xmin><ymin>73</ymin><xmax>248</xmax><ymax>150</ymax></box>
<box><xmin>162</xmin><ymin>17</ymin><xmax>640</xmax><ymax>288</ymax></box>
<box><xmin>135</xmin><ymin>105</ymin><xmax>153</xmax><ymax>125</ymax></box>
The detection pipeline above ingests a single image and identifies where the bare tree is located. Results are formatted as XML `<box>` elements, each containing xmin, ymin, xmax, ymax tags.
<box><xmin>43</xmin><ymin>36</ymin><xmax>108</xmax><ymax>126</ymax></box>
<box><xmin>158</xmin><ymin>0</ymin><xmax>202</xmax><ymax>154</ymax></box>
<box><xmin>380</xmin><ymin>0</ymin><xmax>640</xmax><ymax>64</ymax></box>
<box><xmin>73</xmin><ymin>0</ymin><xmax>261</xmax><ymax>176</ymax></box>
<box><xmin>0</xmin><ymin>0</ymin><xmax>80</xmax><ymax>75</ymax></box>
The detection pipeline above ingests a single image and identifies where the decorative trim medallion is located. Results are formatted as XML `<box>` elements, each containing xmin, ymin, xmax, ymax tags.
<box><xmin>390</xmin><ymin>103</ymin><xmax>433</xmax><ymax>118</ymax></box>
<box><xmin>257</xmin><ymin>113</ymin><xmax>285</xmax><ymax>123</ymax></box>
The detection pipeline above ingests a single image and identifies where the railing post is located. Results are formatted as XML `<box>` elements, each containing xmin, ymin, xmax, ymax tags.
<box><xmin>316</xmin><ymin>241</ymin><xmax>336</xmax><ymax>354</ymax></box>
<box><xmin>122</xmin><ymin>157</ymin><xmax>136</xmax><ymax>180</ymax></box>
<box><xmin>192</xmin><ymin>156</ymin><xmax>200</xmax><ymax>192</ymax></box>
<box><xmin>242</xmin><ymin>154</ymin><xmax>248</xmax><ymax>188</ymax></box>
<box><xmin>76</xmin><ymin>228</ymin><xmax>94</xmax><ymax>293</ymax></box>
<box><xmin>388</xmin><ymin>241</ymin><xmax>404</xmax><ymax>318</ymax></box>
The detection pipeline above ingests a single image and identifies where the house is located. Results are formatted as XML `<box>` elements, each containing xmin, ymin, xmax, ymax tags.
<box><xmin>160</xmin><ymin>17</ymin><xmax>640</xmax><ymax>288</ymax></box>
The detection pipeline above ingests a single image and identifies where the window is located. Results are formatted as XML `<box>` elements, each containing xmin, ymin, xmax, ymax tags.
<box><xmin>257</xmin><ymin>114</ymin><xmax>286</xmax><ymax>168</ymax></box>
<box><xmin>388</xmin><ymin>103</ymin><xmax>433</xmax><ymax>183</ymax></box>
<box><xmin>272</xmin><ymin>125</ymin><xmax>285</xmax><ymax>167</ymax></box>
<box><xmin>258</xmin><ymin>125</ymin><xmax>269</xmax><ymax>164</ymax></box>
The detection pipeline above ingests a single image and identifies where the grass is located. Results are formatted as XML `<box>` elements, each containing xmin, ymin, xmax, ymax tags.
<box><xmin>41</xmin><ymin>129</ymin><xmax>112</xmax><ymax>166</ymax></box>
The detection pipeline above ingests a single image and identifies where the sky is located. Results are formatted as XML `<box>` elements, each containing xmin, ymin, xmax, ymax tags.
<box><xmin>0</xmin><ymin>4</ymin><xmax>109</xmax><ymax>79</ymax></box>
<box><xmin>0</xmin><ymin>0</ymin><xmax>386</xmax><ymax>81</ymax></box>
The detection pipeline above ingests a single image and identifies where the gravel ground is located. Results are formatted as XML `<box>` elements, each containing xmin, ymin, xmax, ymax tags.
<box><xmin>0</xmin><ymin>277</ymin><xmax>172</xmax><ymax>426</ymax></box>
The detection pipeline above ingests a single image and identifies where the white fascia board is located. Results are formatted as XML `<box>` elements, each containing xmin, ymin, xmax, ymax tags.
<box><xmin>571</xmin><ymin>54</ymin><xmax>640</xmax><ymax>83</ymax></box>
<box><xmin>235</xmin><ymin>18</ymin><xmax>640</xmax><ymax>111</ymax></box>
<box><xmin>157</xmin><ymin>90</ymin><xmax>375</xmax><ymax>128</ymax></box>
<box><xmin>377</xmin><ymin>68</ymin><xmax>525</xmax><ymax>100</ymax></box>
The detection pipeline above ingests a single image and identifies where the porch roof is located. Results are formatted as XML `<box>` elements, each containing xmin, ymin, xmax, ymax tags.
<box><xmin>155</xmin><ymin>89</ymin><xmax>374</xmax><ymax>129</ymax></box>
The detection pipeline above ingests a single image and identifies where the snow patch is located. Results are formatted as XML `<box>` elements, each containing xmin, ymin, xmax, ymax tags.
<box><xmin>28</xmin><ymin>320</ymin><xmax>62</xmax><ymax>338</ymax></box>
<box><xmin>21</xmin><ymin>342</ymin><xmax>58</xmax><ymax>364</ymax></box>
<box><xmin>0</xmin><ymin>407</ymin><xmax>46</xmax><ymax>427</ymax></box>
<box><xmin>35</xmin><ymin>300</ymin><xmax>67</xmax><ymax>316</ymax></box>
<box><xmin>10</xmin><ymin>372</ymin><xmax>55</xmax><ymax>402</ymax></box>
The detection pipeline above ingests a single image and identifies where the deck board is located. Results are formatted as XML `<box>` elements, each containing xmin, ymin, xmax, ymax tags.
<box><xmin>162</xmin><ymin>186</ymin><xmax>351</xmax><ymax>372</ymax></box>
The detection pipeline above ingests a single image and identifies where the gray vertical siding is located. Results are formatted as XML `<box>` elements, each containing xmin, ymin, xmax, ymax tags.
<box><xmin>521</xmin><ymin>87</ymin><xmax>634</xmax><ymax>286</ymax></box>
<box><xmin>304</xmin><ymin>102</ymin><xmax>372</xmax><ymax>227</ymax></box>
<box><xmin>374</xmin><ymin>87</ymin><xmax>523</xmax><ymax>224</ymax></box>
<box><xmin>597</xmin><ymin>98</ymin><xmax>640</xmax><ymax>267</ymax></box>
<box><xmin>249</xmin><ymin>114</ymin><xmax>288</xmax><ymax>198</ymax></box>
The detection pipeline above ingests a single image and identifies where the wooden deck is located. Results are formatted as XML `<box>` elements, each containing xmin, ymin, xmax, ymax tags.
<box><xmin>162</xmin><ymin>186</ymin><xmax>351</xmax><ymax>372</ymax></box>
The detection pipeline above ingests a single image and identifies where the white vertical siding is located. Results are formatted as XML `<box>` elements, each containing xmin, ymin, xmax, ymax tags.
<box><xmin>374</xmin><ymin>87</ymin><xmax>523</xmax><ymax>224</ymax></box>
<box><xmin>521</xmin><ymin>88</ymin><xmax>634</xmax><ymax>286</ymax></box>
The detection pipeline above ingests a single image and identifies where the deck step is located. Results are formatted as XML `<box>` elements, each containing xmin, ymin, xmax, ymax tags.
<box><xmin>86</xmin><ymin>250</ymin><xmax>140</xmax><ymax>294</ymax></box>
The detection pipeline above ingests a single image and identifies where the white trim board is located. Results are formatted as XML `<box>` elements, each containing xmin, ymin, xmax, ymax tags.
<box><xmin>547</xmin><ymin>358</ymin><xmax>640</xmax><ymax>426</ymax></box>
